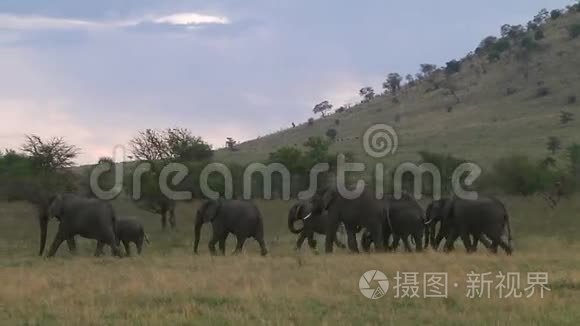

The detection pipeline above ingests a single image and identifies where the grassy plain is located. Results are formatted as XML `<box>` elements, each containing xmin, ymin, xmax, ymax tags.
<box><xmin>1</xmin><ymin>196</ymin><xmax>579</xmax><ymax>325</ymax></box>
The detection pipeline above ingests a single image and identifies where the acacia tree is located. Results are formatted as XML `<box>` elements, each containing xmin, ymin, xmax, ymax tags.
<box><xmin>359</xmin><ymin>87</ymin><xmax>375</xmax><ymax>103</ymax></box>
<box><xmin>225</xmin><ymin>137</ymin><xmax>237</xmax><ymax>151</ymax></box>
<box><xmin>382</xmin><ymin>73</ymin><xmax>403</xmax><ymax>96</ymax></box>
<box><xmin>313</xmin><ymin>100</ymin><xmax>333</xmax><ymax>117</ymax></box>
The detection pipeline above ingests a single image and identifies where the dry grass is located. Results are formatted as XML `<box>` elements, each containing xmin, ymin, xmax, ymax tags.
<box><xmin>1</xmin><ymin>196</ymin><xmax>580</xmax><ymax>325</ymax></box>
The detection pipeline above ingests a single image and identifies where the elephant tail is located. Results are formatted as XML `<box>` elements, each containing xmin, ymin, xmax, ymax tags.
<box><xmin>505</xmin><ymin>213</ymin><xmax>513</xmax><ymax>245</ymax></box>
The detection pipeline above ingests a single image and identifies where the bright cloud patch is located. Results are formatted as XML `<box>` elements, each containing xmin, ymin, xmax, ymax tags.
<box><xmin>152</xmin><ymin>13</ymin><xmax>229</xmax><ymax>26</ymax></box>
<box><xmin>0</xmin><ymin>14</ymin><xmax>98</xmax><ymax>30</ymax></box>
<box><xmin>0</xmin><ymin>12</ymin><xmax>230</xmax><ymax>31</ymax></box>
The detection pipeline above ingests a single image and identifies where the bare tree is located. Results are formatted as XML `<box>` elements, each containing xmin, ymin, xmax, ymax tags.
<box><xmin>21</xmin><ymin>135</ymin><xmax>80</xmax><ymax>170</ymax></box>
<box><xmin>129</xmin><ymin>128</ymin><xmax>212</xmax><ymax>162</ymax></box>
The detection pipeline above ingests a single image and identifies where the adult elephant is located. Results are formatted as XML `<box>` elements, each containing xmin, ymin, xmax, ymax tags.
<box><xmin>429</xmin><ymin>196</ymin><xmax>513</xmax><ymax>254</ymax></box>
<box><xmin>310</xmin><ymin>187</ymin><xmax>386</xmax><ymax>253</ymax></box>
<box><xmin>193</xmin><ymin>199</ymin><xmax>268</xmax><ymax>256</ymax></box>
<box><xmin>39</xmin><ymin>193</ymin><xmax>122</xmax><ymax>257</ymax></box>
<box><xmin>361</xmin><ymin>194</ymin><xmax>427</xmax><ymax>252</ymax></box>
<box><xmin>426</xmin><ymin>198</ymin><xmax>492</xmax><ymax>251</ymax></box>
<box><xmin>288</xmin><ymin>201</ymin><xmax>349</xmax><ymax>251</ymax></box>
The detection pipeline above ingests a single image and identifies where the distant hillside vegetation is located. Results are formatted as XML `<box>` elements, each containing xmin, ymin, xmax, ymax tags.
<box><xmin>214</xmin><ymin>6</ymin><xmax>580</xmax><ymax>169</ymax></box>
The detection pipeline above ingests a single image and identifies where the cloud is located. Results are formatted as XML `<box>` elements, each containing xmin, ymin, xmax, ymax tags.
<box><xmin>0</xmin><ymin>12</ymin><xmax>230</xmax><ymax>31</ymax></box>
<box><xmin>152</xmin><ymin>13</ymin><xmax>229</xmax><ymax>26</ymax></box>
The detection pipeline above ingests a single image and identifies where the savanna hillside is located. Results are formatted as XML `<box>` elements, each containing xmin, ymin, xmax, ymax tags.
<box><xmin>214</xmin><ymin>8</ymin><xmax>580</xmax><ymax>169</ymax></box>
<box><xmin>2</xmin><ymin>4</ymin><xmax>580</xmax><ymax>326</ymax></box>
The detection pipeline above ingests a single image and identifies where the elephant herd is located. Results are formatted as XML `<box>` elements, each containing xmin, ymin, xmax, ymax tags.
<box><xmin>287</xmin><ymin>187</ymin><xmax>513</xmax><ymax>255</ymax></box>
<box><xmin>37</xmin><ymin>189</ymin><xmax>513</xmax><ymax>258</ymax></box>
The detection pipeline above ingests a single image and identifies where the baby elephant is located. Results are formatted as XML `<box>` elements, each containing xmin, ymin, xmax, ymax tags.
<box><xmin>116</xmin><ymin>218</ymin><xmax>150</xmax><ymax>256</ymax></box>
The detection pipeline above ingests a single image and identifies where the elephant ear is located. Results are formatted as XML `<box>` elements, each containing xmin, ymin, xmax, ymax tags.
<box><xmin>203</xmin><ymin>200</ymin><xmax>221</xmax><ymax>223</ymax></box>
<box><xmin>47</xmin><ymin>194</ymin><xmax>64</xmax><ymax>219</ymax></box>
<box><xmin>321</xmin><ymin>188</ymin><xmax>336</xmax><ymax>211</ymax></box>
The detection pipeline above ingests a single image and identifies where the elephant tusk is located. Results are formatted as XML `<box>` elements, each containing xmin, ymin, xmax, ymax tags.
<box><xmin>302</xmin><ymin>213</ymin><xmax>312</xmax><ymax>220</ymax></box>
<box><xmin>424</xmin><ymin>218</ymin><xmax>433</xmax><ymax>225</ymax></box>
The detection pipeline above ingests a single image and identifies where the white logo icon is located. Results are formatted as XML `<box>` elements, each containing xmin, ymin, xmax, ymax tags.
<box><xmin>359</xmin><ymin>270</ymin><xmax>390</xmax><ymax>299</ymax></box>
<box><xmin>363</xmin><ymin>124</ymin><xmax>398</xmax><ymax>158</ymax></box>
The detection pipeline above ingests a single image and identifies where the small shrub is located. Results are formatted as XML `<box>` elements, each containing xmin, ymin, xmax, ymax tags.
<box><xmin>536</xmin><ymin>87</ymin><xmax>550</xmax><ymax>97</ymax></box>
<box><xmin>560</xmin><ymin>111</ymin><xmax>575</xmax><ymax>124</ymax></box>
<box><xmin>307</xmin><ymin>118</ymin><xmax>314</xmax><ymax>126</ymax></box>
<box><xmin>520</xmin><ymin>36</ymin><xmax>538</xmax><ymax>51</ymax></box>
<box><xmin>447</xmin><ymin>106</ymin><xmax>453</xmax><ymax>113</ymax></box>
<box><xmin>506</xmin><ymin>87</ymin><xmax>518</xmax><ymax>96</ymax></box>
<box><xmin>567</xmin><ymin>95</ymin><xmax>577</xmax><ymax>105</ymax></box>
<box><xmin>550</xmin><ymin>10</ymin><xmax>562</xmax><ymax>20</ymax></box>
<box><xmin>568</xmin><ymin>24</ymin><xmax>580</xmax><ymax>38</ymax></box>
<box><xmin>325</xmin><ymin>128</ymin><xmax>337</xmax><ymax>141</ymax></box>
<box><xmin>334</xmin><ymin>119</ymin><xmax>340</xmax><ymax>126</ymax></box>
<box><xmin>392</xmin><ymin>97</ymin><xmax>400</xmax><ymax>104</ymax></box>
<box><xmin>335</xmin><ymin>107</ymin><xmax>345</xmax><ymax>114</ymax></box>
<box><xmin>487</xmin><ymin>52</ymin><xmax>501</xmax><ymax>62</ymax></box>
<box><xmin>534</xmin><ymin>29</ymin><xmax>545</xmax><ymax>40</ymax></box>
<box><xmin>492</xmin><ymin>155</ymin><xmax>558</xmax><ymax>195</ymax></box>
<box><xmin>394</xmin><ymin>114</ymin><xmax>401</xmax><ymax>123</ymax></box>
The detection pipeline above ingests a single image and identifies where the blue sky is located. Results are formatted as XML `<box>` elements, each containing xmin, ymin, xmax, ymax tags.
<box><xmin>0</xmin><ymin>0</ymin><xmax>574</xmax><ymax>163</ymax></box>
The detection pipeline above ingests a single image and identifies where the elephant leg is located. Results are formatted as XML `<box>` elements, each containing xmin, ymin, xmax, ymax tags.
<box><xmin>233</xmin><ymin>235</ymin><xmax>247</xmax><ymax>255</ymax></box>
<box><xmin>47</xmin><ymin>229</ymin><xmax>67</xmax><ymax>258</ymax></box>
<box><xmin>106</xmin><ymin>234</ymin><xmax>122</xmax><ymax>257</ymax></box>
<box><xmin>94</xmin><ymin>241</ymin><xmax>105</xmax><ymax>257</ymax></box>
<box><xmin>136</xmin><ymin>238</ymin><xmax>143</xmax><ymax>255</ymax></box>
<box><xmin>208</xmin><ymin>234</ymin><xmax>219</xmax><ymax>256</ymax></box>
<box><xmin>498</xmin><ymin>239</ymin><xmax>513</xmax><ymax>255</ymax></box>
<box><xmin>307</xmin><ymin>234</ymin><xmax>318</xmax><ymax>250</ymax></box>
<box><xmin>460</xmin><ymin>233</ymin><xmax>474</xmax><ymax>253</ymax></box>
<box><xmin>391</xmin><ymin>234</ymin><xmax>401</xmax><ymax>252</ymax></box>
<box><xmin>413</xmin><ymin>233</ymin><xmax>423</xmax><ymax>252</ymax></box>
<box><xmin>122</xmin><ymin>240</ymin><xmax>131</xmax><ymax>257</ymax></box>
<box><xmin>325</xmin><ymin>221</ymin><xmax>340</xmax><ymax>254</ymax></box>
<box><xmin>384</xmin><ymin>231</ymin><xmax>393</xmax><ymax>252</ymax></box>
<box><xmin>218</xmin><ymin>238</ymin><xmax>226</xmax><ymax>256</ymax></box>
<box><xmin>479</xmin><ymin>235</ymin><xmax>492</xmax><ymax>249</ymax></box>
<box><xmin>485</xmin><ymin>231</ymin><xmax>511</xmax><ymax>255</ymax></box>
<box><xmin>471</xmin><ymin>234</ymin><xmax>480</xmax><ymax>252</ymax></box>
<box><xmin>360</xmin><ymin>232</ymin><xmax>372</xmax><ymax>253</ymax></box>
<box><xmin>295</xmin><ymin>232</ymin><xmax>308</xmax><ymax>250</ymax></box>
<box><xmin>402</xmin><ymin>236</ymin><xmax>413</xmax><ymax>253</ymax></box>
<box><xmin>443</xmin><ymin>230</ymin><xmax>459</xmax><ymax>253</ymax></box>
<box><xmin>256</xmin><ymin>236</ymin><xmax>268</xmax><ymax>256</ymax></box>
<box><xmin>346</xmin><ymin>228</ymin><xmax>359</xmax><ymax>253</ymax></box>
<box><xmin>334</xmin><ymin>238</ymin><xmax>346</xmax><ymax>249</ymax></box>
<box><xmin>161</xmin><ymin>211</ymin><xmax>167</xmax><ymax>230</ymax></box>
<box><xmin>169</xmin><ymin>209</ymin><xmax>176</xmax><ymax>229</ymax></box>
<box><xmin>66</xmin><ymin>238</ymin><xmax>77</xmax><ymax>255</ymax></box>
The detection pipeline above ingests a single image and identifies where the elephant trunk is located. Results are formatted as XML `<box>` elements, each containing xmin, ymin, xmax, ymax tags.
<box><xmin>193</xmin><ymin>214</ymin><xmax>203</xmax><ymax>254</ymax></box>
<box><xmin>287</xmin><ymin>205</ymin><xmax>303</xmax><ymax>234</ymax></box>
<box><xmin>38</xmin><ymin>210</ymin><xmax>48</xmax><ymax>256</ymax></box>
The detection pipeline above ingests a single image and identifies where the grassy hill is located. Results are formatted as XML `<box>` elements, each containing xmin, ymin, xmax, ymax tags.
<box><xmin>214</xmin><ymin>11</ymin><xmax>580</xmax><ymax>169</ymax></box>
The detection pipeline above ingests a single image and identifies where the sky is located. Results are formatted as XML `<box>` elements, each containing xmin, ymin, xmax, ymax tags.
<box><xmin>0</xmin><ymin>0</ymin><xmax>574</xmax><ymax>164</ymax></box>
